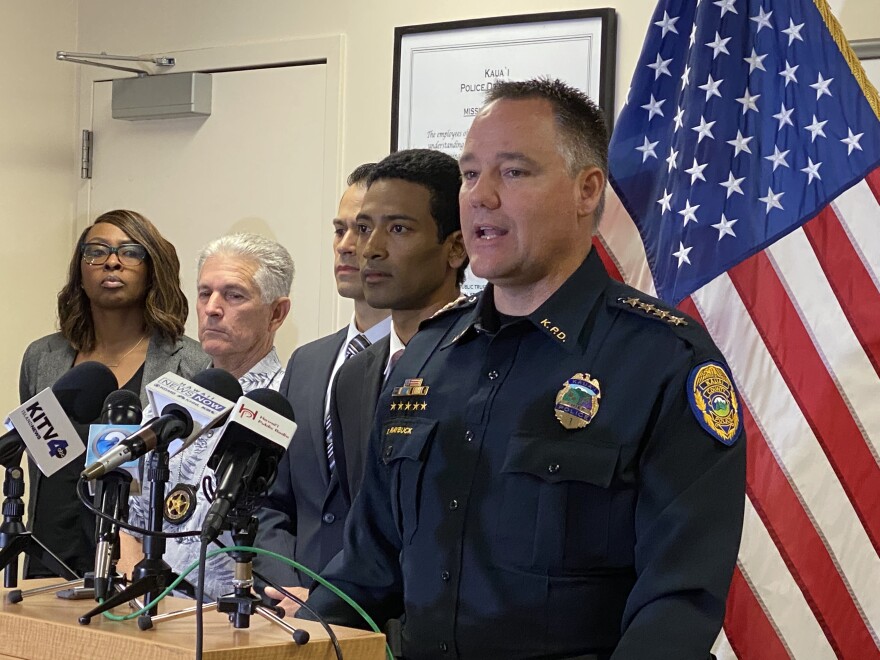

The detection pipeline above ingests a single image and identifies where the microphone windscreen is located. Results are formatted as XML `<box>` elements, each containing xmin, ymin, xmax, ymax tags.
<box><xmin>243</xmin><ymin>388</ymin><xmax>294</xmax><ymax>420</ymax></box>
<box><xmin>192</xmin><ymin>367</ymin><xmax>243</xmax><ymax>402</ymax></box>
<box><xmin>101</xmin><ymin>389</ymin><xmax>142</xmax><ymax>425</ymax></box>
<box><xmin>52</xmin><ymin>361</ymin><xmax>119</xmax><ymax>423</ymax></box>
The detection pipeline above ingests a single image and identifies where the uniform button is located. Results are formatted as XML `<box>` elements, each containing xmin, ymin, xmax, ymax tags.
<box><xmin>548</xmin><ymin>464</ymin><xmax>560</xmax><ymax>474</ymax></box>
<box><xmin>465</xmin><ymin>429</ymin><xmax>474</xmax><ymax>442</ymax></box>
<box><xmin>441</xmin><ymin>570</ymin><xmax>450</xmax><ymax>581</ymax></box>
<box><xmin>448</xmin><ymin>499</ymin><xmax>459</xmax><ymax>510</ymax></box>
<box><xmin>206</xmin><ymin>430</ymin><xmax>214</xmax><ymax>439</ymax></box>
<box><xmin>487</xmin><ymin>370</ymin><xmax>499</xmax><ymax>380</ymax></box>
<box><xmin>439</xmin><ymin>642</ymin><xmax>448</xmax><ymax>652</ymax></box>
<box><xmin>384</xmin><ymin>446</ymin><xmax>393</xmax><ymax>458</ymax></box>
<box><xmin>322</xmin><ymin>513</ymin><xmax>336</xmax><ymax>524</ymax></box>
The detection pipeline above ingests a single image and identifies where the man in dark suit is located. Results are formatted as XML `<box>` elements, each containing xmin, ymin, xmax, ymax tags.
<box><xmin>255</xmin><ymin>164</ymin><xmax>391</xmax><ymax>590</ymax></box>
<box><xmin>265</xmin><ymin>148</ymin><xmax>467</xmax><ymax>610</ymax></box>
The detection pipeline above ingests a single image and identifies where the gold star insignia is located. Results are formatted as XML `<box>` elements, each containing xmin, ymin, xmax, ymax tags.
<box><xmin>638</xmin><ymin>302</ymin><xmax>656</xmax><ymax>313</ymax></box>
<box><xmin>668</xmin><ymin>316</ymin><xmax>688</xmax><ymax>326</ymax></box>
<box><xmin>623</xmin><ymin>297</ymin><xmax>640</xmax><ymax>307</ymax></box>
<box><xmin>420</xmin><ymin>402</ymin><xmax>428</xmax><ymax>411</ymax></box>
<box><xmin>654</xmin><ymin>309</ymin><xmax>670</xmax><ymax>320</ymax></box>
<box><xmin>404</xmin><ymin>402</ymin><xmax>412</xmax><ymax>411</ymax></box>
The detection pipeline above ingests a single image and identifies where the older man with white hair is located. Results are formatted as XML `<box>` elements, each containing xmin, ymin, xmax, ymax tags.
<box><xmin>120</xmin><ymin>232</ymin><xmax>293</xmax><ymax>599</ymax></box>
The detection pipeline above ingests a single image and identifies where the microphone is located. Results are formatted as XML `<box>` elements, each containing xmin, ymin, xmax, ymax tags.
<box><xmin>201</xmin><ymin>389</ymin><xmax>296</xmax><ymax>543</ymax></box>
<box><xmin>146</xmin><ymin>368</ymin><xmax>242</xmax><ymax>457</ymax></box>
<box><xmin>80</xmin><ymin>404</ymin><xmax>194</xmax><ymax>480</ymax></box>
<box><xmin>91</xmin><ymin>390</ymin><xmax>143</xmax><ymax>597</ymax></box>
<box><xmin>101</xmin><ymin>389</ymin><xmax>142</xmax><ymax>425</ymax></box>
<box><xmin>80</xmin><ymin>368</ymin><xmax>242</xmax><ymax>480</ymax></box>
<box><xmin>92</xmin><ymin>469</ymin><xmax>132</xmax><ymax>598</ymax></box>
<box><xmin>0</xmin><ymin>362</ymin><xmax>117</xmax><ymax>472</ymax></box>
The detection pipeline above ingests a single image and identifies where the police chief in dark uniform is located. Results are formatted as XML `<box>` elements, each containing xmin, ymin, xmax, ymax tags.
<box><xmin>301</xmin><ymin>78</ymin><xmax>747</xmax><ymax>660</ymax></box>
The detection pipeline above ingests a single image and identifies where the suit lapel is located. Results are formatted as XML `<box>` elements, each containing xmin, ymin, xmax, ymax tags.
<box><xmin>349</xmin><ymin>340</ymin><xmax>388</xmax><ymax>498</ymax></box>
<box><xmin>40</xmin><ymin>337</ymin><xmax>76</xmax><ymax>388</ymax></box>
<box><xmin>142</xmin><ymin>334</ymin><xmax>179</xmax><ymax>400</ymax></box>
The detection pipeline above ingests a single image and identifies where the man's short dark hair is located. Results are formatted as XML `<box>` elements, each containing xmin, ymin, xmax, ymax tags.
<box><xmin>347</xmin><ymin>162</ymin><xmax>377</xmax><ymax>187</ymax></box>
<box><xmin>367</xmin><ymin>149</ymin><xmax>467</xmax><ymax>285</ymax></box>
<box><xmin>485</xmin><ymin>78</ymin><xmax>608</xmax><ymax>220</ymax></box>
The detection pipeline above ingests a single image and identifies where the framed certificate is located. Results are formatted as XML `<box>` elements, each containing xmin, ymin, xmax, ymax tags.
<box><xmin>391</xmin><ymin>9</ymin><xmax>617</xmax><ymax>155</ymax></box>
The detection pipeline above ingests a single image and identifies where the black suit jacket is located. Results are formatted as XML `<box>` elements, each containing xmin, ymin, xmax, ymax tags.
<box><xmin>255</xmin><ymin>328</ymin><xmax>348</xmax><ymax>587</ymax></box>
<box><xmin>255</xmin><ymin>330</ymin><xmax>390</xmax><ymax>589</ymax></box>
<box><xmin>329</xmin><ymin>336</ymin><xmax>390</xmax><ymax>509</ymax></box>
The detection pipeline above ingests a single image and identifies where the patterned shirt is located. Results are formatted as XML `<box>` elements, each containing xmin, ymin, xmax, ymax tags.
<box><xmin>128</xmin><ymin>348</ymin><xmax>284</xmax><ymax>599</ymax></box>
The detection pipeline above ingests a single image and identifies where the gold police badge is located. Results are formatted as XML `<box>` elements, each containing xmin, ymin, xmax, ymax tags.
<box><xmin>554</xmin><ymin>373</ymin><xmax>601</xmax><ymax>430</ymax></box>
<box><xmin>164</xmin><ymin>483</ymin><xmax>197</xmax><ymax>525</ymax></box>
<box><xmin>688</xmin><ymin>362</ymin><xmax>741</xmax><ymax>445</ymax></box>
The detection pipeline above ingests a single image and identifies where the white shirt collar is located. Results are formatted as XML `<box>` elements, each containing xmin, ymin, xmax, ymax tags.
<box><xmin>346</xmin><ymin>314</ymin><xmax>392</xmax><ymax>346</ymax></box>
<box><xmin>384</xmin><ymin>323</ymin><xmax>406</xmax><ymax>378</ymax></box>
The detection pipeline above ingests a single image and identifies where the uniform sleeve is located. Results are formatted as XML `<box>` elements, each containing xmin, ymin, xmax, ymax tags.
<box><xmin>612</xmin><ymin>350</ymin><xmax>746</xmax><ymax>659</ymax></box>
<box><xmin>298</xmin><ymin>408</ymin><xmax>405</xmax><ymax>628</ymax></box>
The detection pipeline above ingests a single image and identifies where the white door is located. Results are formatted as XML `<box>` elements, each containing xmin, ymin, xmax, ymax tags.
<box><xmin>79</xmin><ymin>39</ymin><xmax>345</xmax><ymax>357</ymax></box>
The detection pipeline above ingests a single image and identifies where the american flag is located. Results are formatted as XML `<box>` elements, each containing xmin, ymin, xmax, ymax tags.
<box><xmin>600</xmin><ymin>0</ymin><xmax>880</xmax><ymax>657</ymax></box>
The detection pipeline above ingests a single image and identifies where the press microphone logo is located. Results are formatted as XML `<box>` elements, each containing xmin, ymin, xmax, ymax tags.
<box><xmin>23</xmin><ymin>401</ymin><xmax>69</xmax><ymax>459</ymax></box>
<box><xmin>193</xmin><ymin>392</ymin><xmax>227</xmax><ymax>412</ymax></box>
<box><xmin>6</xmin><ymin>389</ymin><xmax>85</xmax><ymax>477</ymax></box>
<box><xmin>239</xmin><ymin>403</ymin><xmax>259</xmax><ymax>420</ymax></box>
<box><xmin>94</xmin><ymin>428</ymin><xmax>132</xmax><ymax>455</ymax></box>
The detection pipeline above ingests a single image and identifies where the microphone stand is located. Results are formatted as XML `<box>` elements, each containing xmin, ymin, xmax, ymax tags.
<box><xmin>142</xmin><ymin>503</ymin><xmax>309</xmax><ymax>645</ymax></box>
<box><xmin>78</xmin><ymin>446</ymin><xmax>195</xmax><ymax>625</ymax></box>
<box><xmin>0</xmin><ymin>459</ymin><xmax>79</xmax><ymax>600</ymax></box>
<box><xmin>92</xmin><ymin>470</ymin><xmax>133</xmax><ymax>599</ymax></box>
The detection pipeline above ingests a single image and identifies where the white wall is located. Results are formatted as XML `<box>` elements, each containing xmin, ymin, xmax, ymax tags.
<box><xmin>1</xmin><ymin>0</ymin><xmax>877</xmax><ymax>415</ymax></box>
<box><xmin>0</xmin><ymin>4</ymin><xmax>78</xmax><ymax>413</ymax></box>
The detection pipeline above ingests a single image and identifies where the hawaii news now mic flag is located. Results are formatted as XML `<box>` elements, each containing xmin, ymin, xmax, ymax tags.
<box><xmin>599</xmin><ymin>0</ymin><xmax>880</xmax><ymax>658</ymax></box>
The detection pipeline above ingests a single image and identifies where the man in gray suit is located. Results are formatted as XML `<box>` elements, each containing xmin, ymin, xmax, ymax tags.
<box><xmin>255</xmin><ymin>164</ymin><xmax>391</xmax><ymax>590</ymax></box>
<box><xmin>265</xmin><ymin>148</ymin><xmax>467</xmax><ymax>613</ymax></box>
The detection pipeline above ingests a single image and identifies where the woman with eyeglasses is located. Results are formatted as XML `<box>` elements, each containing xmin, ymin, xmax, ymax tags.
<box><xmin>18</xmin><ymin>209</ymin><xmax>209</xmax><ymax>578</ymax></box>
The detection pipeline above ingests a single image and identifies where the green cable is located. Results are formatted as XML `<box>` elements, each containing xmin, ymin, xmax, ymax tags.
<box><xmin>100</xmin><ymin>545</ymin><xmax>394</xmax><ymax>659</ymax></box>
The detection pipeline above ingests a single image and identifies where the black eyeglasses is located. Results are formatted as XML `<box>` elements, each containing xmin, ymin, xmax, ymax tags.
<box><xmin>81</xmin><ymin>242</ymin><xmax>148</xmax><ymax>266</ymax></box>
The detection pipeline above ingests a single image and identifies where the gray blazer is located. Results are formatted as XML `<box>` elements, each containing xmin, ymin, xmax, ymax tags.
<box><xmin>18</xmin><ymin>331</ymin><xmax>209</xmax><ymax>409</ymax></box>
<box><xmin>18</xmin><ymin>331</ymin><xmax>209</xmax><ymax>576</ymax></box>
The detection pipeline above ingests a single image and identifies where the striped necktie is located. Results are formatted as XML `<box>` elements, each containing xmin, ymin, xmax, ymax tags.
<box><xmin>325</xmin><ymin>333</ymin><xmax>370</xmax><ymax>475</ymax></box>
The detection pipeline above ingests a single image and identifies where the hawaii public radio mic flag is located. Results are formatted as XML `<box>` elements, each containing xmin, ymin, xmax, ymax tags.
<box><xmin>602</xmin><ymin>0</ymin><xmax>880</xmax><ymax>658</ymax></box>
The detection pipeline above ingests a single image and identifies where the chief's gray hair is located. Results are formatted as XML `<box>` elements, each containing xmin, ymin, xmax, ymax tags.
<box><xmin>197</xmin><ymin>233</ymin><xmax>294</xmax><ymax>303</ymax></box>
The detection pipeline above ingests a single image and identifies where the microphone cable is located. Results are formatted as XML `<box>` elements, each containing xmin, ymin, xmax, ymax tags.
<box><xmin>195</xmin><ymin>535</ymin><xmax>208</xmax><ymax>660</ymax></box>
<box><xmin>77</xmin><ymin>477</ymin><xmax>200</xmax><ymax>539</ymax></box>
<box><xmin>79</xmin><ymin>477</ymin><xmax>387</xmax><ymax>658</ymax></box>
<box><xmin>98</xmin><ymin>544</ymin><xmax>393</xmax><ymax>660</ymax></box>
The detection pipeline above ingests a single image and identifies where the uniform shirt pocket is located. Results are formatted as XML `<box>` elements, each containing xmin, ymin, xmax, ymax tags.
<box><xmin>496</xmin><ymin>432</ymin><xmax>634</xmax><ymax>574</ymax></box>
<box><xmin>382</xmin><ymin>416</ymin><xmax>437</xmax><ymax>545</ymax></box>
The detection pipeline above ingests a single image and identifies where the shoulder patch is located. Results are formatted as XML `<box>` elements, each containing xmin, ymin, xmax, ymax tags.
<box><xmin>615</xmin><ymin>295</ymin><xmax>688</xmax><ymax>327</ymax></box>
<box><xmin>429</xmin><ymin>294</ymin><xmax>478</xmax><ymax>320</ymax></box>
<box><xmin>687</xmin><ymin>361</ymin><xmax>741</xmax><ymax>446</ymax></box>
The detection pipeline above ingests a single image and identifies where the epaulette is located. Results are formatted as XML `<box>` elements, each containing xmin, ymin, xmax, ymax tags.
<box><xmin>428</xmin><ymin>293</ymin><xmax>479</xmax><ymax>321</ymax></box>
<box><xmin>614</xmin><ymin>294</ymin><xmax>689</xmax><ymax>327</ymax></box>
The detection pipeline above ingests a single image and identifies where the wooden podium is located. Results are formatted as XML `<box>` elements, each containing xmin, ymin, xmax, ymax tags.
<box><xmin>0</xmin><ymin>580</ymin><xmax>386</xmax><ymax>659</ymax></box>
